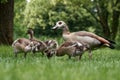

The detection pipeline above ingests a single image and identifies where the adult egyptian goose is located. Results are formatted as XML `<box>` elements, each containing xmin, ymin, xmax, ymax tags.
<box><xmin>45</xmin><ymin>41</ymin><xmax>87</xmax><ymax>60</ymax></box>
<box><xmin>26</xmin><ymin>28</ymin><xmax>47</xmax><ymax>55</ymax></box>
<box><xmin>52</xmin><ymin>21</ymin><xmax>115</xmax><ymax>59</ymax></box>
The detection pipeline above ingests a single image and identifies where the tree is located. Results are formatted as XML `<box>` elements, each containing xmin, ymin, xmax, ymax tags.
<box><xmin>80</xmin><ymin>0</ymin><xmax>120</xmax><ymax>40</ymax></box>
<box><xmin>14</xmin><ymin>0</ymin><xmax>26</xmax><ymax>38</ymax></box>
<box><xmin>13</xmin><ymin>0</ymin><xmax>120</xmax><ymax>41</ymax></box>
<box><xmin>23</xmin><ymin>0</ymin><xmax>94</xmax><ymax>36</ymax></box>
<box><xmin>0</xmin><ymin>0</ymin><xmax>14</xmax><ymax>45</ymax></box>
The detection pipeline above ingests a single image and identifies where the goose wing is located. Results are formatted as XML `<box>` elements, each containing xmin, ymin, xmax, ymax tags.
<box><xmin>60</xmin><ymin>41</ymin><xmax>75</xmax><ymax>47</ymax></box>
<box><xmin>74</xmin><ymin>31</ymin><xmax>110</xmax><ymax>44</ymax></box>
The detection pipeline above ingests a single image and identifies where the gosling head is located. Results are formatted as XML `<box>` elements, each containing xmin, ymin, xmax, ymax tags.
<box><xmin>24</xmin><ymin>42</ymin><xmax>34</xmax><ymax>52</ymax></box>
<box><xmin>26</xmin><ymin>28</ymin><xmax>34</xmax><ymax>35</ymax></box>
<box><xmin>45</xmin><ymin>40</ymin><xmax>58</xmax><ymax>49</ymax></box>
<box><xmin>45</xmin><ymin>49</ymin><xmax>56</xmax><ymax>59</ymax></box>
<box><xmin>33</xmin><ymin>41</ymin><xmax>47</xmax><ymax>52</ymax></box>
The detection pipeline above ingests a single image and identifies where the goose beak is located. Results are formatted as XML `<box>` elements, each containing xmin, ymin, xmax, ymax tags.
<box><xmin>52</xmin><ymin>25</ymin><xmax>58</xmax><ymax>30</ymax></box>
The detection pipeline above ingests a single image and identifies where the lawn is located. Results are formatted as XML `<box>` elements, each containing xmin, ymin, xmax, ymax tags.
<box><xmin>0</xmin><ymin>45</ymin><xmax>120</xmax><ymax>80</ymax></box>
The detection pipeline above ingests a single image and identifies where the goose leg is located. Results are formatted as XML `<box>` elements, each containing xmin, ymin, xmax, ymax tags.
<box><xmin>88</xmin><ymin>49</ymin><xmax>92</xmax><ymax>59</ymax></box>
<box><xmin>24</xmin><ymin>52</ymin><xmax>27</xmax><ymax>58</ymax></box>
<box><xmin>68</xmin><ymin>55</ymin><xmax>71</xmax><ymax>59</ymax></box>
<box><xmin>14</xmin><ymin>49</ymin><xmax>18</xmax><ymax>57</ymax></box>
<box><xmin>78</xmin><ymin>54</ymin><xmax>83</xmax><ymax>60</ymax></box>
<box><xmin>32</xmin><ymin>50</ymin><xmax>36</xmax><ymax>56</ymax></box>
<box><xmin>41</xmin><ymin>52</ymin><xmax>45</xmax><ymax>56</ymax></box>
<box><xmin>14</xmin><ymin>52</ymin><xmax>17</xmax><ymax>57</ymax></box>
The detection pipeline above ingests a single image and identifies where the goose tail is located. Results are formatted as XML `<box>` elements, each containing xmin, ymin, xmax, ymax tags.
<box><xmin>109</xmin><ymin>43</ymin><xmax>115</xmax><ymax>49</ymax></box>
<box><xmin>106</xmin><ymin>39</ymin><xmax>116</xmax><ymax>44</ymax></box>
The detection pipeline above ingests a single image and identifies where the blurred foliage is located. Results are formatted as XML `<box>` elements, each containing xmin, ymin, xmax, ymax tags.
<box><xmin>23</xmin><ymin>0</ymin><xmax>99</xmax><ymax>37</ymax></box>
<box><xmin>79</xmin><ymin>0</ymin><xmax>120</xmax><ymax>40</ymax></box>
<box><xmin>14</xmin><ymin>0</ymin><xmax>27</xmax><ymax>38</ymax></box>
<box><xmin>0</xmin><ymin>0</ymin><xmax>7</xmax><ymax>3</ymax></box>
<box><xmin>14</xmin><ymin>0</ymin><xmax>120</xmax><ymax>40</ymax></box>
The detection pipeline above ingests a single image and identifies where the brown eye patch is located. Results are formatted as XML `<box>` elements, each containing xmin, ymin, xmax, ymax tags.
<box><xmin>58</xmin><ymin>21</ymin><xmax>62</xmax><ymax>25</ymax></box>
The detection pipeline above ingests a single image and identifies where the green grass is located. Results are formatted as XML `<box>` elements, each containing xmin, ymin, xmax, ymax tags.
<box><xmin>0</xmin><ymin>45</ymin><xmax>120</xmax><ymax>80</ymax></box>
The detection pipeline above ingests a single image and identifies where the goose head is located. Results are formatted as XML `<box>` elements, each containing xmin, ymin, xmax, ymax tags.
<box><xmin>24</xmin><ymin>42</ymin><xmax>34</xmax><ymax>52</ymax></box>
<box><xmin>52</xmin><ymin>21</ymin><xmax>66</xmax><ymax>30</ymax></box>
<box><xmin>45</xmin><ymin>49</ymin><xmax>56</xmax><ymax>58</ymax></box>
<box><xmin>26</xmin><ymin>28</ymin><xmax>34</xmax><ymax>40</ymax></box>
<box><xmin>33</xmin><ymin>41</ymin><xmax>47</xmax><ymax>52</ymax></box>
<box><xmin>44</xmin><ymin>40</ymin><xmax>58</xmax><ymax>49</ymax></box>
<box><xmin>26</xmin><ymin>28</ymin><xmax>34</xmax><ymax>35</ymax></box>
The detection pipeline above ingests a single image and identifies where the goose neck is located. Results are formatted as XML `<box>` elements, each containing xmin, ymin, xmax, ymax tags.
<box><xmin>62</xmin><ymin>25</ymin><xmax>70</xmax><ymax>34</ymax></box>
<box><xmin>28</xmin><ymin>33</ymin><xmax>33</xmax><ymax>40</ymax></box>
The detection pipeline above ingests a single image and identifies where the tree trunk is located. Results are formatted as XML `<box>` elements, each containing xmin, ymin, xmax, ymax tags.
<box><xmin>83</xmin><ymin>0</ymin><xmax>120</xmax><ymax>40</ymax></box>
<box><xmin>0</xmin><ymin>0</ymin><xmax>14</xmax><ymax>45</ymax></box>
<box><xmin>111</xmin><ymin>10</ymin><xmax>120</xmax><ymax>40</ymax></box>
<box><xmin>97</xmin><ymin>2</ymin><xmax>111</xmax><ymax>39</ymax></box>
<box><xmin>99</xmin><ymin>13</ymin><xmax>111</xmax><ymax>38</ymax></box>
<box><xmin>111</xmin><ymin>0</ymin><xmax>120</xmax><ymax>40</ymax></box>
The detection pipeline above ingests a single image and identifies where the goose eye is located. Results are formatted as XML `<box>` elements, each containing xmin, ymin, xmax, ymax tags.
<box><xmin>58</xmin><ymin>21</ymin><xmax>62</xmax><ymax>25</ymax></box>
